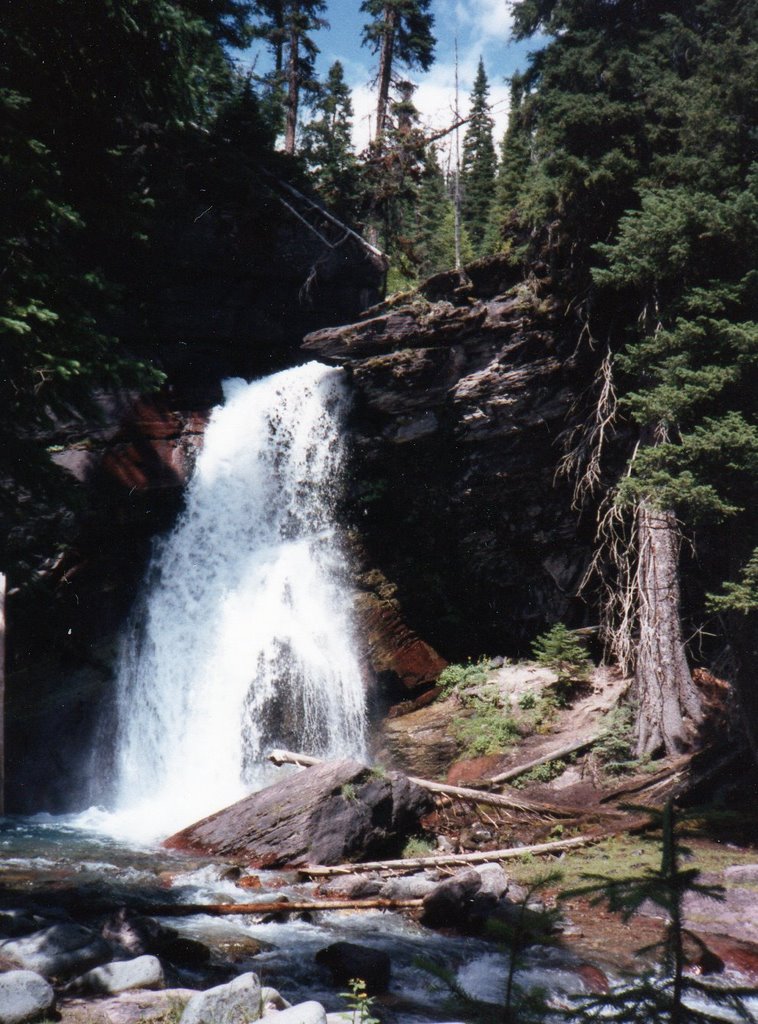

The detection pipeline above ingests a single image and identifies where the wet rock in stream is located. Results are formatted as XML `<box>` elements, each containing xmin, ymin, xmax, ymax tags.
<box><xmin>0</xmin><ymin>970</ymin><xmax>55</xmax><ymax>1024</ymax></box>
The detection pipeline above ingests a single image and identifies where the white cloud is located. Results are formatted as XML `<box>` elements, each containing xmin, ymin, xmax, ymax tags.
<box><xmin>346</xmin><ymin>51</ymin><xmax>510</xmax><ymax>157</ymax></box>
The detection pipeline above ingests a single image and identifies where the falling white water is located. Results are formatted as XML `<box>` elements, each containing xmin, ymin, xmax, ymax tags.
<box><xmin>95</xmin><ymin>361</ymin><xmax>366</xmax><ymax>843</ymax></box>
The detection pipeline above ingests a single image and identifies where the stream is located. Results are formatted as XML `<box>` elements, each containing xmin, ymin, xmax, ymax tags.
<box><xmin>0</xmin><ymin>815</ymin><xmax>592</xmax><ymax>1022</ymax></box>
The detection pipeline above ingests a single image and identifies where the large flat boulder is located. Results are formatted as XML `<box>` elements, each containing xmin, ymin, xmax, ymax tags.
<box><xmin>164</xmin><ymin>759</ymin><xmax>432</xmax><ymax>867</ymax></box>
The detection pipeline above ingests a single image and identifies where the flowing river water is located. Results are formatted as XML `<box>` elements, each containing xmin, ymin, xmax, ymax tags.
<box><xmin>2</xmin><ymin>363</ymin><xmax>756</xmax><ymax>1021</ymax></box>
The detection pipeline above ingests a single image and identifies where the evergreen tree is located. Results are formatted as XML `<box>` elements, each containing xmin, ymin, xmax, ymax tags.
<box><xmin>483</xmin><ymin>75</ymin><xmax>531</xmax><ymax>255</ymax></box>
<box><xmin>415</xmin><ymin>150</ymin><xmax>474</xmax><ymax>279</ymax></box>
<box><xmin>360</xmin><ymin>80</ymin><xmax>429</xmax><ymax>286</ymax></box>
<box><xmin>301</xmin><ymin>61</ymin><xmax>359</xmax><ymax>218</ymax></box>
<box><xmin>0</xmin><ymin>0</ymin><xmax>260</xmax><ymax>574</ymax></box>
<box><xmin>252</xmin><ymin>0</ymin><xmax>327</xmax><ymax>153</ymax></box>
<box><xmin>360</xmin><ymin>0</ymin><xmax>435</xmax><ymax>141</ymax></box>
<box><xmin>460</xmin><ymin>59</ymin><xmax>497</xmax><ymax>256</ymax></box>
<box><xmin>509</xmin><ymin>0</ymin><xmax>758</xmax><ymax>756</ymax></box>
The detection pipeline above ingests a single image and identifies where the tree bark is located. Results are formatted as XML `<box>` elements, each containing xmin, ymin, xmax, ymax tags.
<box><xmin>633</xmin><ymin>503</ymin><xmax>704</xmax><ymax>756</ymax></box>
<box><xmin>284</xmin><ymin>26</ymin><xmax>299</xmax><ymax>155</ymax></box>
<box><xmin>374</xmin><ymin>5</ymin><xmax>396</xmax><ymax>141</ymax></box>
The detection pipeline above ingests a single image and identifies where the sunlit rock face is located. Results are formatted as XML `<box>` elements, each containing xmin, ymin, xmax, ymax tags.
<box><xmin>304</xmin><ymin>256</ymin><xmax>597</xmax><ymax>661</ymax></box>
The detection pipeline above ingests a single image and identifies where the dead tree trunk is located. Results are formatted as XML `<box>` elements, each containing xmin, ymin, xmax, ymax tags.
<box><xmin>633</xmin><ymin>503</ymin><xmax>704</xmax><ymax>756</ymax></box>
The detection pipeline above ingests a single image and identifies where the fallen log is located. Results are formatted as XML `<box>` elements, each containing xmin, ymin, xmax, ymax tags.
<box><xmin>300</xmin><ymin>834</ymin><xmax>598</xmax><ymax>877</ymax></box>
<box><xmin>147</xmin><ymin>897</ymin><xmax>423</xmax><ymax>917</ymax></box>
<box><xmin>267</xmin><ymin>749</ymin><xmax>587</xmax><ymax>818</ymax></box>
<box><xmin>488</xmin><ymin>735</ymin><xmax>600</xmax><ymax>786</ymax></box>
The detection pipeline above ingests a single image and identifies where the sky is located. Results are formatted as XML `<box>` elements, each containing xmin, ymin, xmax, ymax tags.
<box><xmin>237</xmin><ymin>0</ymin><xmax>542</xmax><ymax>157</ymax></box>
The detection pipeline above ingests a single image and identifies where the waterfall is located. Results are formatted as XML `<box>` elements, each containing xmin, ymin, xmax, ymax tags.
<box><xmin>98</xmin><ymin>361</ymin><xmax>366</xmax><ymax>843</ymax></box>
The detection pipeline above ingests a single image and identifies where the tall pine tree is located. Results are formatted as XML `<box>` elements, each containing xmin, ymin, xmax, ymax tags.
<box><xmin>460</xmin><ymin>58</ymin><xmax>497</xmax><ymax>256</ymax></box>
<box><xmin>360</xmin><ymin>0</ymin><xmax>435</xmax><ymax>141</ymax></box>
<box><xmin>252</xmin><ymin>0</ymin><xmax>327</xmax><ymax>153</ymax></box>
<box><xmin>301</xmin><ymin>61</ymin><xmax>359</xmax><ymax>218</ymax></box>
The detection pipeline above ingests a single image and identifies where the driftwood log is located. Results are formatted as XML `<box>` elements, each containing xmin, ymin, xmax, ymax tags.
<box><xmin>267</xmin><ymin>749</ymin><xmax>593</xmax><ymax>818</ymax></box>
<box><xmin>299</xmin><ymin>834</ymin><xmax>597</xmax><ymax>877</ymax></box>
<box><xmin>488</xmin><ymin>735</ymin><xmax>600</xmax><ymax>785</ymax></box>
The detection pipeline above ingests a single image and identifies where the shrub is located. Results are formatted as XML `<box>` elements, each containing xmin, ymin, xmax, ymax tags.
<box><xmin>453</xmin><ymin>705</ymin><xmax>520</xmax><ymax>756</ymax></box>
<box><xmin>438</xmin><ymin>657</ymin><xmax>489</xmax><ymax>695</ymax></box>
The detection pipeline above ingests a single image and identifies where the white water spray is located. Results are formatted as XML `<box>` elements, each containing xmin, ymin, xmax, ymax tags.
<box><xmin>97</xmin><ymin>362</ymin><xmax>366</xmax><ymax>843</ymax></box>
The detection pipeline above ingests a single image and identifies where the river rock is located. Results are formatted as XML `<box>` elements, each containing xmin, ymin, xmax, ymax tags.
<box><xmin>315</xmin><ymin>941</ymin><xmax>391</xmax><ymax>995</ymax></box>
<box><xmin>180</xmin><ymin>972</ymin><xmax>262</xmax><ymax>1024</ymax></box>
<box><xmin>0</xmin><ymin>970</ymin><xmax>55</xmax><ymax>1024</ymax></box>
<box><xmin>0</xmin><ymin>922</ymin><xmax>111</xmax><ymax>979</ymax></box>
<box><xmin>59</xmin><ymin>988</ymin><xmax>195</xmax><ymax>1024</ymax></box>
<box><xmin>66</xmin><ymin>954</ymin><xmax>165</xmax><ymax>995</ymax></box>
<box><xmin>420</xmin><ymin>868</ymin><xmax>484</xmax><ymax>929</ymax></box>
<box><xmin>319</xmin><ymin>873</ymin><xmax>384</xmax><ymax>899</ymax></box>
<box><xmin>379</xmin><ymin>873</ymin><xmax>438</xmax><ymax>900</ymax></box>
<box><xmin>164</xmin><ymin>760</ymin><xmax>433</xmax><ymax>867</ymax></box>
<box><xmin>262</xmin><ymin>1002</ymin><xmax>326</xmax><ymax>1024</ymax></box>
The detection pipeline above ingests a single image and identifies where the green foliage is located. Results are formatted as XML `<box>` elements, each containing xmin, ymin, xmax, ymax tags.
<box><xmin>339</xmin><ymin>978</ymin><xmax>380</xmax><ymax>1024</ymax></box>
<box><xmin>531</xmin><ymin>624</ymin><xmax>590</xmax><ymax>696</ymax></box>
<box><xmin>360</xmin><ymin>0</ymin><xmax>435</xmax><ymax>76</ymax></box>
<box><xmin>510</xmin><ymin>759</ymin><xmax>566</xmax><ymax>788</ymax></box>
<box><xmin>0</xmin><ymin>0</ymin><xmax>288</xmax><ymax>576</ymax></box>
<box><xmin>453</xmin><ymin>704</ymin><xmax>520</xmax><ymax>757</ymax></box>
<box><xmin>402</xmin><ymin>835</ymin><xmax>436</xmax><ymax>858</ymax></box>
<box><xmin>438</xmin><ymin>658</ymin><xmax>489</xmax><ymax>694</ymax></box>
<box><xmin>340</xmin><ymin>782</ymin><xmax>357</xmax><ymax>801</ymax></box>
<box><xmin>302</xmin><ymin>61</ymin><xmax>359</xmax><ymax>217</ymax></box>
<box><xmin>508</xmin><ymin>0</ymin><xmax>758</xmax><ymax>678</ymax></box>
<box><xmin>252</xmin><ymin>0</ymin><xmax>328</xmax><ymax>150</ymax></box>
<box><xmin>708</xmin><ymin>549</ymin><xmax>758</xmax><ymax>614</ymax></box>
<box><xmin>594</xmin><ymin>704</ymin><xmax>641</xmax><ymax>776</ymax></box>
<box><xmin>460</xmin><ymin>59</ymin><xmax>497</xmax><ymax>256</ymax></box>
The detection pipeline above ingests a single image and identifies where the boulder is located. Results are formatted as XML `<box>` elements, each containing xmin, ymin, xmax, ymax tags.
<box><xmin>0</xmin><ymin>970</ymin><xmax>55</xmax><ymax>1024</ymax></box>
<box><xmin>66</xmin><ymin>955</ymin><xmax>165</xmax><ymax>995</ymax></box>
<box><xmin>164</xmin><ymin>760</ymin><xmax>433</xmax><ymax>867</ymax></box>
<box><xmin>262</xmin><ymin>1003</ymin><xmax>326</xmax><ymax>1024</ymax></box>
<box><xmin>315</xmin><ymin>941</ymin><xmax>391</xmax><ymax>995</ymax></box>
<box><xmin>59</xmin><ymin>988</ymin><xmax>195</xmax><ymax>1024</ymax></box>
<box><xmin>0</xmin><ymin>922</ymin><xmax>111</xmax><ymax>979</ymax></box>
<box><xmin>420</xmin><ymin>868</ymin><xmax>484</xmax><ymax>929</ymax></box>
<box><xmin>180</xmin><ymin>972</ymin><xmax>262</xmax><ymax>1024</ymax></box>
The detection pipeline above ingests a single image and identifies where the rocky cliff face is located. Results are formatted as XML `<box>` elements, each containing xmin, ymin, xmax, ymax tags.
<box><xmin>304</xmin><ymin>259</ymin><xmax>596</xmax><ymax>662</ymax></box>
